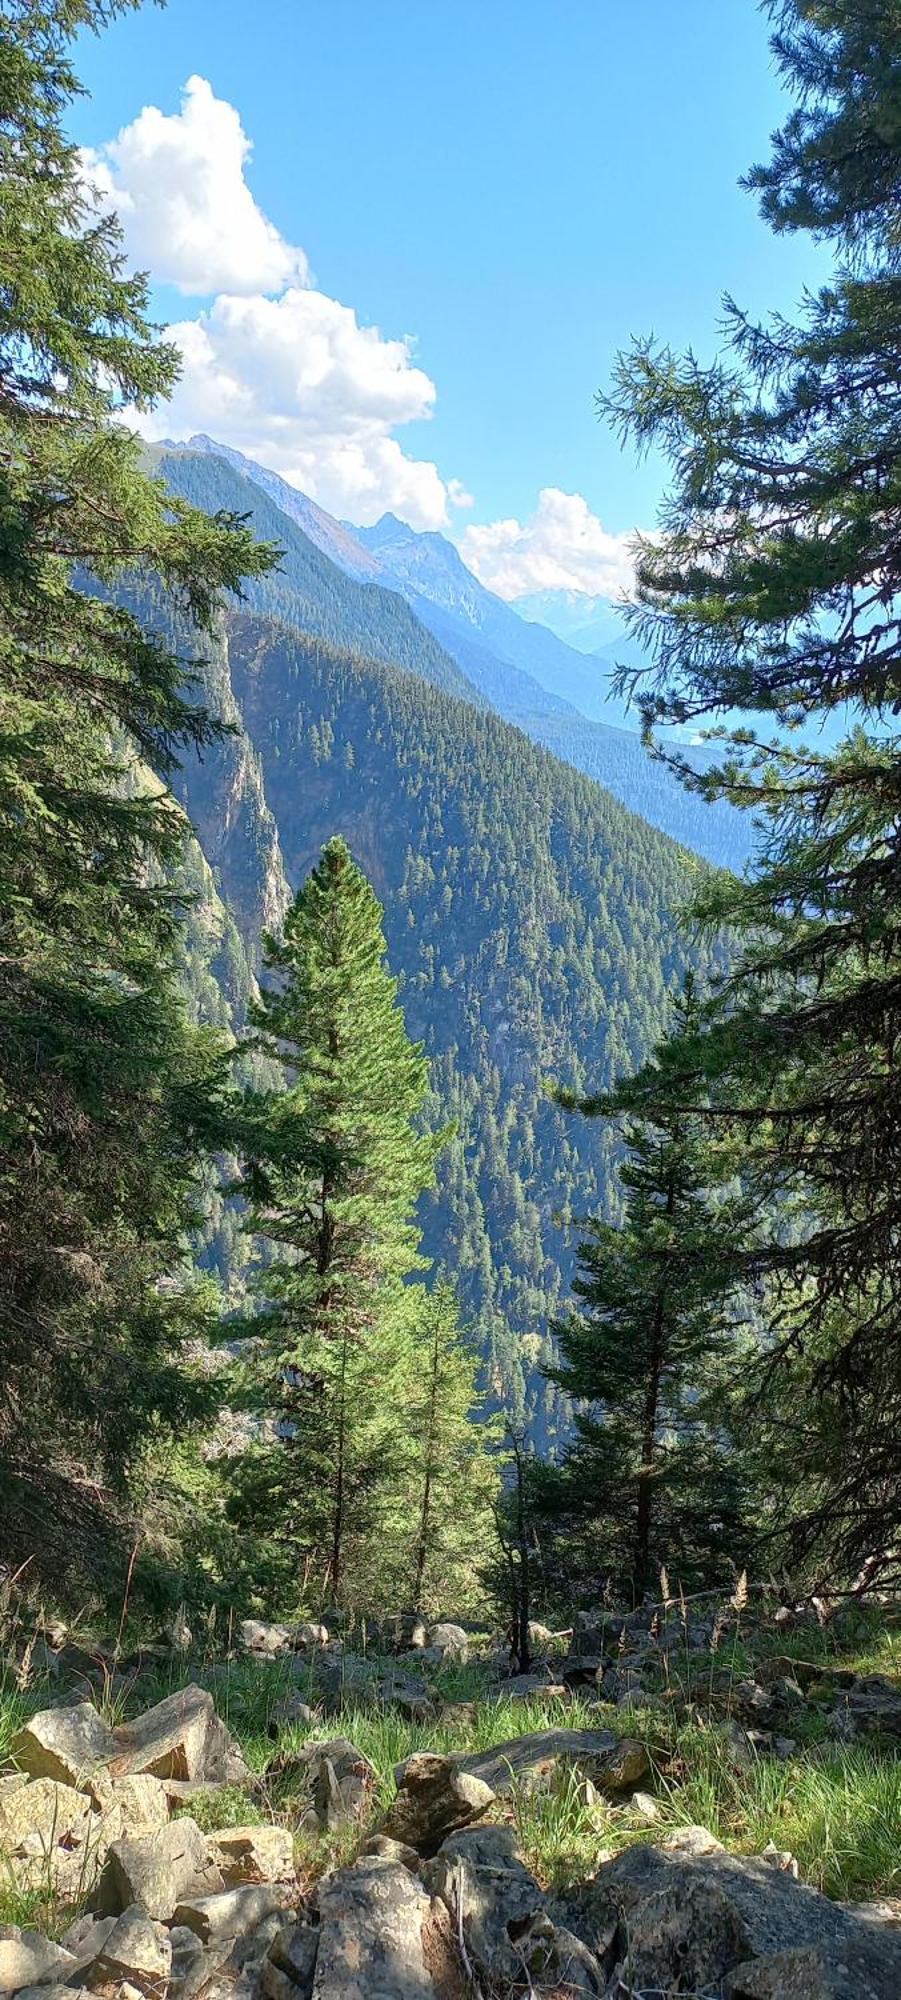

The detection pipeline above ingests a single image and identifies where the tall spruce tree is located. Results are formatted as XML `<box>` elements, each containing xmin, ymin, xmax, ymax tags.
<box><xmin>232</xmin><ymin>838</ymin><xmax>445</xmax><ymax>1607</ymax></box>
<box><xmin>598</xmin><ymin>0</ymin><xmax>901</xmax><ymax>1585</ymax></box>
<box><xmin>537</xmin><ymin>983</ymin><xmax>754</xmax><ymax>1602</ymax></box>
<box><xmin>0</xmin><ymin>0</ymin><xmax>274</xmax><ymax>1582</ymax></box>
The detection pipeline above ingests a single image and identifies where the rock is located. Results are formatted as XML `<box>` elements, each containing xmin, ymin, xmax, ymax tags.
<box><xmin>97</xmin><ymin>1817</ymin><xmax>222</xmax><ymax>1921</ymax></box>
<box><xmin>60</xmin><ymin>1918</ymin><xmax>117</xmax><ymax>1971</ymax></box>
<box><xmin>427</xmin><ymin>1825</ymin><xmax>603</xmax><ymax>1993</ymax></box>
<box><xmin>86</xmin><ymin>1774</ymin><xmax>170</xmax><ymax>1839</ymax></box>
<box><xmin>11</xmin><ymin>1706</ymin><xmax>117</xmax><ymax>1789</ymax></box>
<box><xmin>264</xmin><ymin>1921</ymin><xmax>318</xmax><ymax>1994</ymax></box>
<box><xmin>629</xmin><ymin>1789</ymin><xmax>660</xmax><ymax>1821</ymax></box>
<box><xmin>207</xmin><ymin>1825</ymin><xmax>294</xmax><ymax>1886</ymax></box>
<box><xmin>238</xmin><ymin>1622</ymin><xmax>291</xmax><ymax>1658</ymax></box>
<box><xmin>110</xmin><ymin>1687</ymin><xmax>247</xmax><ymax>1786</ymax></box>
<box><xmin>454</xmin><ymin>1726</ymin><xmax>647</xmax><ymax>1796</ymax></box>
<box><xmin>760</xmin><ymin>1840</ymin><xmax>800</xmax><ymax>1878</ymax></box>
<box><xmin>360</xmin><ymin>1834</ymin><xmax>420</xmax><ymax>1868</ymax></box>
<box><xmin>0</xmin><ymin>1775</ymin><xmax>93</xmax><ymax>1854</ymax></box>
<box><xmin>267</xmin><ymin>1696</ymin><xmax>315</xmax><ymax>1739</ymax></box>
<box><xmin>570</xmin><ymin>1844</ymin><xmax>901</xmax><ymax>2000</ymax></box>
<box><xmin>312</xmin><ymin>1856</ymin><xmax>435</xmax><ymax>2000</ymax></box>
<box><xmin>88</xmin><ymin>1906</ymin><xmax>171</xmax><ymax>1995</ymax></box>
<box><xmin>833</xmin><ymin>1675</ymin><xmax>901</xmax><ymax>1740</ymax></box>
<box><xmin>0</xmin><ymin>1930</ymin><xmax>79</xmax><ymax>1992</ymax></box>
<box><xmin>382</xmin><ymin>1614</ymin><xmax>427</xmax><ymax>1653</ymax></box>
<box><xmin>172</xmin><ymin>1885</ymin><xmax>288</xmax><ymax>1947</ymax></box>
<box><xmin>166</xmin><ymin>1926</ymin><xmax>225</xmax><ymax>2000</ymax></box>
<box><xmin>288</xmin><ymin>1624</ymin><xmax>328</xmax><ymax>1650</ymax></box>
<box><xmin>426</xmin><ymin>1622</ymin><xmax>468</xmax><ymax>1659</ymax></box>
<box><xmin>724</xmin><ymin>1948</ymin><xmax>868</xmax><ymax>1997</ymax></box>
<box><xmin>381</xmin><ymin>1751</ymin><xmax>494</xmax><ymax>1853</ymax></box>
<box><xmin>660</xmin><ymin>1824</ymin><xmax>726</xmax><ymax>1854</ymax></box>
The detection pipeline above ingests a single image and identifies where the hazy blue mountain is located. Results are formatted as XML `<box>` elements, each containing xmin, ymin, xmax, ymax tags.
<box><xmin>512</xmin><ymin>588</ymin><xmax>630</xmax><ymax>655</ymax></box>
<box><xmin>162</xmin><ymin>434</ymin><xmax>380</xmax><ymax>582</ymax></box>
<box><xmin>354</xmin><ymin>513</ymin><xmax>633</xmax><ymax>728</ymax></box>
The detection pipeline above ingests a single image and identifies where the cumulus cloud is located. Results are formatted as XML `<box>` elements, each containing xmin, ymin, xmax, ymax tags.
<box><xmin>93</xmin><ymin>76</ymin><xmax>472</xmax><ymax>527</ymax></box>
<box><xmin>83</xmin><ymin>75</ymin><xmax>307</xmax><ymax>297</ymax></box>
<box><xmin>130</xmin><ymin>286</ymin><xmax>453</xmax><ymax>528</ymax></box>
<box><xmin>460</xmin><ymin>488</ymin><xmax>636</xmax><ymax>601</ymax></box>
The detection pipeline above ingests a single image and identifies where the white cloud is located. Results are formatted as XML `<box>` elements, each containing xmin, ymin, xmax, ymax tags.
<box><xmin>460</xmin><ymin>488</ymin><xmax>636</xmax><ymax>601</ymax></box>
<box><xmin>131</xmin><ymin>286</ymin><xmax>453</xmax><ymax>528</ymax></box>
<box><xmin>83</xmin><ymin>75</ymin><xmax>307</xmax><ymax>297</ymax></box>
<box><xmin>92</xmin><ymin>76</ymin><xmax>470</xmax><ymax>527</ymax></box>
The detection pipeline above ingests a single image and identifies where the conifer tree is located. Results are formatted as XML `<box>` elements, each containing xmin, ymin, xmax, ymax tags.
<box><xmin>406</xmin><ymin>1281</ymin><xmax>501</xmax><ymax>1615</ymax></box>
<box><xmin>598</xmin><ymin>0</ymin><xmax>901</xmax><ymax>1582</ymax></box>
<box><xmin>233</xmin><ymin>838</ymin><xmax>445</xmax><ymax>1606</ymax></box>
<box><xmin>537</xmin><ymin>983</ymin><xmax>754</xmax><ymax>1602</ymax></box>
<box><xmin>0</xmin><ymin>0</ymin><xmax>274</xmax><ymax>1571</ymax></box>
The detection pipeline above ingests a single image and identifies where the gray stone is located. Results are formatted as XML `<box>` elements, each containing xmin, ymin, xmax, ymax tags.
<box><xmin>381</xmin><ymin>1751</ymin><xmax>494</xmax><ymax>1852</ymax></box>
<box><xmin>724</xmin><ymin>1948</ymin><xmax>872</xmax><ymax>1998</ymax></box>
<box><xmin>172</xmin><ymin>1886</ymin><xmax>287</xmax><ymax>1947</ymax></box>
<box><xmin>207</xmin><ymin>1825</ymin><xmax>294</xmax><ymax>1886</ymax></box>
<box><xmin>59</xmin><ymin>1918</ymin><xmax>116</xmax><ymax>1972</ymax></box>
<box><xmin>110</xmin><ymin>1687</ymin><xmax>247</xmax><ymax>1786</ymax></box>
<box><xmin>0</xmin><ymin>1930</ymin><xmax>79</xmax><ymax>1992</ymax></box>
<box><xmin>311</xmin><ymin>1857</ymin><xmax>434</xmax><ymax>2000</ymax></box>
<box><xmin>11</xmin><ymin>1706</ymin><xmax>117</xmax><ymax>1789</ymax></box>
<box><xmin>238</xmin><ymin>1622</ymin><xmax>291</xmax><ymax>1658</ymax></box>
<box><xmin>453</xmin><ymin>1725</ymin><xmax>647</xmax><ymax>1796</ymax></box>
<box><xmin>382</xmin><ymin>1614</ymin><xmax>427</xmax><ymax>1653</ymax></box>
<box><xmin>166</xmin><ymin>1926</ymin><xmax>225</xmax><ymax>2000</ymax></box>
<box><xmin>426</xmin><ymin>1622</ymin><xmax>468</xmax><ymax>1659</ymax></box>
<box><xmin>88</xmin><ymin>1905</ymin><xmax>171</xmax><ymax>1994</ymax></box>
<box><xmin>571</xmin><ymin>1844</ymin><xmax>901</xmax><ymax>2000</ymax></box>
<box><xmin>264</xmin><ymin>1922</ymin><xmax>319</xmax><ymax>1995</ymax></box>
<box><xmin>97</xmin><ymin>1817</ymin><xmax>222</xmax><ymax>1921</ymax></box>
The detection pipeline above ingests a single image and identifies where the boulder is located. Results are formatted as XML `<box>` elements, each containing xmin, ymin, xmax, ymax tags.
<box><xmin>171</xmin><ymin>1885</ymin><xmax>288</xmax><ymax>1948</ymax></box>
<box><xmin>97</xmin><ymin>1817</ymin><xmax>222</xmax><ymax>1921</ymax></box>
<box><xmin>60</xmin><ymin>1917</ymin><xmax>117</xmax><ymax>1973</ymax></box>
<box><xmin>110</xmin><ymin>1687</ymin><xmax>247</xmax><ymax>1785</ymax></box>
<box><xmin>288</xmin><ymin>1624</ymin><xmax>328</xmax><ymax>1650</ymax></box>
<box><xmin>381</xmin><ymin>1751</ymin><xmax>494</xmax><ymax>1853</ymax></box>
<box><xmin>426</xmin><ymin>1826</ymin><xmax>603</xmax><ymax>1994</ymax></box>
<box><xmin>382</xmin><ymin>1614</ymin><xmax>427</xmax><ymax>1653</ymax></box>
<box><xmin>238</xmin><ymin>1622</ymin><xmax>291</xmax><ymax>1658</ymax></box>
<box><xmin>11</xmin><ymin>1706</ymin><xmax>117</xmax><ymax>1789</ymax></box>
<box><xmin>87</xmin><ymin>1774</ymin><xmax>170</xmax><ymax>1840</ymax></box>
<box><xmin>311</xmin><ymin>1856</ymin><xmax>435</xmax><ymax>2000</ymax></box>
<box><xmin>207</xmin><ymin>1825</ymin><xmax>295</xmax><ymax>1886</ymax></box>
<box><xmin>426</xmin><ymin>1622</ymin><xmax>468</xmax><ymax>1660</ymax></box>
<box><xmin>569</xmin><ymin>1843</ymin><xmax>901</xmax><ymax>2000</ymax></box>
<box><xmin>454</xmin><ymin>1726</ymin><xmax>649</xmax><ymax>1796</ymax></box>
<box><xmin>88</xmin><ymin>1905</ymin><xmax>171</xmax><ymax>1995</ymax></box>
<box><xmin>724</xmin><ymin>1948</ymin><xmax>868</xmax><ymax>1997</ymax></box>
<box><xmin>267</xmin><ymin>1695</ymin><xmax>315</xmax><ymax>1738</ymax></box>
<box><xmin>0</xmin><ymin>1777</ymin><xmax>97</xmax><ymax>1892</ymax></box>
<box><xmin>166</xmin><ymin>1925</ymin><xmax>226</xmax><ymax>2000</ymax></box>
<box><xmin>0</xmin><ymin>1930</ymin><xmax>79</xmax><ymax>1992</ymax></box>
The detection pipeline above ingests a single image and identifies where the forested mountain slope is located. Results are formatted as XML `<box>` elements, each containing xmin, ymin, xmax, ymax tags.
<box><xmin>174</xmin><ymin>608</ymin><xmax>727</xmax><ymax>1439</ymax></box>
<box><xmin>157</xmin><ymin>442</ymin><xmax>752</xmax><ymax>870</ymax></box>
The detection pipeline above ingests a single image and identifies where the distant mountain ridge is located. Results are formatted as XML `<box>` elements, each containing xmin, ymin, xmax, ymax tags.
<box><xmin>157</xmin><ymin>438</ymin><xmax>752</xmax><ymax>869</ymax></box>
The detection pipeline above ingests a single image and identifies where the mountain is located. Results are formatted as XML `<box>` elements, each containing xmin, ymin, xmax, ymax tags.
<box><xmin>512</xmin><ymin>589</ymin><xmax>635</xmax><ymax>657</ymax></box>
<box><xmin>353</xmin><ymin>513</ymin><xmax>634</xmax><ymax>729</ymax></box>
<box><xmin>169</xmin><ymin>604</ymin><xmax>728</xmax><ymax>1442</ymax></box>
<box><xmin>159</xmin><ymin>441</ymin><xmax>752</xmax><ymax>868</ymax></box>
<box><xmin>153</xmin><ymin>445</ymin><xmax>480</xmax><ymax>708</ymax></box>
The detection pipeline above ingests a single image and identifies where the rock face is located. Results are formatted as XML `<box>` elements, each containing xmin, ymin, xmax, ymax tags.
<box><xmin>381</xmin><ymin>1752</ymin><xmax>495</xmax><ymax>1853</ymax></box>
<box><xmin>11</xmin><ymin>1705</ymin><xmax>117</xmax><ymax>1788</ymax></box>
<box><xmin>311</xmin><ymin>1856</ymin><xmax>436</xmax><ymax>2000</ymax></box>
<box><xmin>570</xmin><ymin>1842</ymin><xmax>901</xmax><ymax>2000</ymax></box>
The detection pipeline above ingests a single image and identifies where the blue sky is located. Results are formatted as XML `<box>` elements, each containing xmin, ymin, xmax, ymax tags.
<box><xmin>72</xmin><ymin>0</ymin><xmax>825</xmax><ymax>602</ymax></box>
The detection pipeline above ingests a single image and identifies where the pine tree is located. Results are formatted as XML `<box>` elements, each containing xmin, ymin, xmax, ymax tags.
<box><xmin>233</xmin><ymin>838</ymin><xmax>445</xmax><ymax>1607</ymax></box>
<box><xmin>598</xmin><ymin>0</ymin><xmax>901</xmax><ymax>1583</ymax></box>
<box><xmin>0</xmin><ymin>0</ymin><xmax>274</xmax><ymax>1577</ymax></box>
<box><xmin>406</xmin><ymin>1281</ymin><xmax>501</xmax><ymax>1615</ymax></box>
<box><xmin>537</xmin><ymin>983</ymin><xmax>754</xmax><ymax>1603</ymax></box>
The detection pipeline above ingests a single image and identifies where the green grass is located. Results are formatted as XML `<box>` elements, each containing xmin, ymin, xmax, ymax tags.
<box><xmin>1</xmin><ymin>1616</ymin><xmax>898</xmax><ymax>1919</ymax></box>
